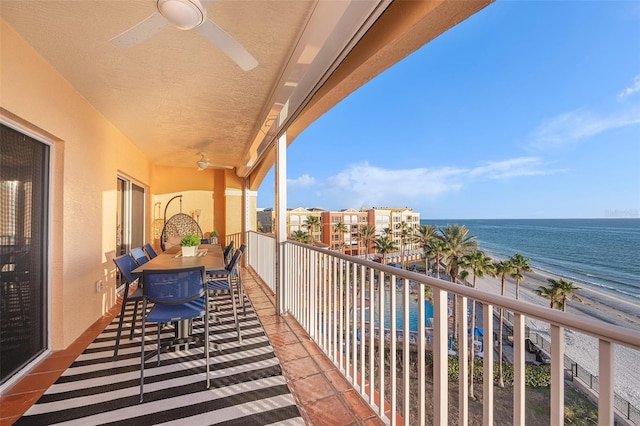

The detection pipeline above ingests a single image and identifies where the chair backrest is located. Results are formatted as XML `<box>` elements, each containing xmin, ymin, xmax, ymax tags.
<box><xmin>131</xmin><ymin>247</ymin><xmax>149</xmax><ymax>266</ymax></box>
<box><xmin>143</xmin><ymin>266</ymin><xmax>205</xmax><ymax>305</ymax></box>
<box><xmin>143</xmin><ymin>243</ymin><xmax>158</xmax><ymax>259</ymax></box>
<box><xmin>223</xmin><ymin>241</ymin><xmax>234</xmax><ymax>265</ymax></box>
<box><xmin>226</xmin><ymin>244</ymin><xmax>245</xmax><ymax>274</ymax></box>
<box><xmin>113</xmin><ymin>254</ymin><xmax>140</xmax><ymax>286</ymax></box>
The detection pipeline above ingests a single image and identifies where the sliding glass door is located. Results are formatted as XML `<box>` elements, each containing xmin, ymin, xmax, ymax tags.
<box><xmin>0</xmin><ymin>123</ymin><xmax>50</xmax><ymax>385</ymax></box>
<box><xmin>116</xmin><ymin>177</ymin><xmax>145</xmax><ymax>256</ymax></box>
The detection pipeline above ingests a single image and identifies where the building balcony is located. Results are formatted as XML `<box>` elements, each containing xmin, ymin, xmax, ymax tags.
<box><xmin>3</xmin><ymin>233</ymin><xmax>640</xmax><ymax>425</ymax></box>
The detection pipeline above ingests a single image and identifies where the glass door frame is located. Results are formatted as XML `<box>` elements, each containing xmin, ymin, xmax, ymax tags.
<box><xmin>0</xmin><ymin>119</ymin><xmax>53</xmax><ymax>392</ymax></box>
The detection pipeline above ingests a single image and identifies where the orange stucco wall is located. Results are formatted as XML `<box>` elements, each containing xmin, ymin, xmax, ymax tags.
<box><xmin>1</xmin><ymin>20</ymin><xmax>151</xmax><ymax>350</ymax></box>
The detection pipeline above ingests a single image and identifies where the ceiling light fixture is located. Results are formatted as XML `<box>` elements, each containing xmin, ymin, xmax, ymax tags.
<box><xmin>156</xmin><ymin>0</ymin><xmax>206</xmax><ymax>30</ymax></box>
<box><xmin>197</xmin><ymin>152</ymin><xmax>209</xmax><ymax>170</ymax></box>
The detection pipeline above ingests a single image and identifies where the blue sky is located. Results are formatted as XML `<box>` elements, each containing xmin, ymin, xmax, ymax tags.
<box><xmin>257</xmin><ymin>1</ymin><xmax>640</xmax><ymax>219</ymax></box>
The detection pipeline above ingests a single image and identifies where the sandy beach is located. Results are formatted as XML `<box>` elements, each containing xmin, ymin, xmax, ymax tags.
<box><xmin>471</xmin><ymin>265</ymin><xmax>640</xmax><ymax>410</ymax></box>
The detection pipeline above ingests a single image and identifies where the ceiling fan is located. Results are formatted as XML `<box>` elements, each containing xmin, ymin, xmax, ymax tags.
<box><xmin>196</xmin><ymin>152</ymin><xmax>233</xmax><ymax>171</ymax></box>
<box><xmin>109</xmin><ymin>0</ymin><xmax>258</xmax><ymax>71</ymax></box>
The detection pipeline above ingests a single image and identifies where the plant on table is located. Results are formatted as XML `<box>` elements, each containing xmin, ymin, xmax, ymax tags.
<box><xmin>180</xmin><ymin>234</ymin><xmax>201</xmax><ymax>247</ymax></box>
<box><xmin>180</xmin><ymin>234</ymin><xmax>200</xmax><ymax>257</ymax></box>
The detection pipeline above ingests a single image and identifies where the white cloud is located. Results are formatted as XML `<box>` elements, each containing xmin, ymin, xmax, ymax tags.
<box><xmin>618</xmin><ymin>74</ymin><xmax>640</xmax><ymax>100</ymax></box>
<box><xmin>292</xmin><ymin>159</ymin><xmax>556</xmax><ymax>209</ymax></box>
<box><xmin>528</xmin><ymin>108</ymin><xmax>640</xmax><ymax>149</ymax></box>
<box><xmin>287</xmin><ymin>174</ymin><xmax>317</xmax><ymax>190</ymax></box>
<box><xmin>469</xmin><ymin>157</ymin><xmax>558</xmax><ymax>179</ymax></box>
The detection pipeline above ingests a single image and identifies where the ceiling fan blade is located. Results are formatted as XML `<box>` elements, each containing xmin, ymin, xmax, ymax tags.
<box><xmin>196</xmin><ymin>19</ymin><xmax>258</xmax><ymax>71</ymax></box>
<box><xmin>110</xmin><ymin>12</ymin><xmax>169</xmax><ymax>48</ymax></box>
<box><xmin>208</xmin><ymin>163</ymin><xmax>234</xmax><ymax>169</ymax></box>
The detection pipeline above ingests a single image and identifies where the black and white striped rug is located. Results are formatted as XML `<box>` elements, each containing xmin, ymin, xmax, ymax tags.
<box><xmin>17</xmin><ymin>295</ymin><xmax>304</xmax><ymax>425</ymax></box>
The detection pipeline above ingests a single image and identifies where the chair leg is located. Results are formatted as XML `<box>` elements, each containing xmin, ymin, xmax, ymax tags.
<box><xmin>236</xmin><ymin>275</ymin><xmax>247</xmax><ymax>316</ymax></box>
<box><xmin>113</xmin><ymin>293</ymin><xmax>129</xmax><ymax>361</ymax></box>
<box><xmin>157</xmin><ymin>323</ymin><xmax>162</xmax><ymax>366</ymax></box>
<box><xmin>140</xmin><ymin>301</ymin><xmax>147</xmax><ymax>403</ymax></box>
<box><xmin>228</xmin><ymin>277</ymin><xmax>241</xmax><ymax>342</ymax></box>
<box><xmin>205</xmin><ymin>293</ymin><xmax>210</xmax><ymax>389</ymax></box>
<box><xmin>129</xmin><ymin>300</ymin><xmax>139</xmax><ymax>340</ymax></box>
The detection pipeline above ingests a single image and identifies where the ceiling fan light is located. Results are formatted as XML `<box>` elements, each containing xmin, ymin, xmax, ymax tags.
<box><xmin>157</xmin><ymin>0</ymin><xmax>206</xmax><ymax>30</ymax></box>
<box><xmin>197</xmin><ymin>160</ymin><xmax>208</xmax><ymax>169</ymax></box>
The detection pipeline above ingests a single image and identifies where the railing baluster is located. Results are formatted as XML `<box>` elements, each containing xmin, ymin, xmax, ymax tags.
<box><xmin>418</xmin><ymin>282</ymin><xmax>426</xmax><ymax>426</ymax></box>
<box><xmin>360</xmin><ymin>264</ymin><xmax>366</xmax><ymax>394</ymax></box>
<box><xmin>368</xmin><ymin>266</ymin><xmax>375</xmax><ymax>406</ymax></box>
<box><xmin>550</xmin><ymin>324</ymin><xmax>564</xmax><ymax>426</ymax></box>
<box><xmin>378</xmin><ymin>269</ymin><xmax>386</xmax><ymax>419</ymax></box>
<box><xmin>390</xmin><ymin>274</ymin><xmax>397</xmax><ymax>426</ymax></box>
<box><xmin>403</xmin><ymin>277</ymin><xmax>410</xmax><ymax>425</ymax></box>
<box><xmin>513</xmin><ymin>313</ymin><xmax>525</xmax><ymax>426</ymax></box>
<box><xmin>458</xmin><ymin>295</ymin><xmax>468</xmax><ymax>426</ymax></box>
<box><xmin>433</xmin><ymin>287</ymin><xmax>447</xmax><ymax>425</ymax></box>
<box><xmin>599</xmin><ymin>339</ymin><xmax>614</xmax><ymax>426</ymax></box>
<box><xmin>483</xmin><ymin>303</ymin><xmax>494</xmax><ymax>425</ymax></box>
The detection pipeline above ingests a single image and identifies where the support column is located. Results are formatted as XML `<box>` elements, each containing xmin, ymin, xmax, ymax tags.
<box><xmin>275</xmin><ymin>132</ymin><xmax>287</xmax><ymax>315</ymax></box>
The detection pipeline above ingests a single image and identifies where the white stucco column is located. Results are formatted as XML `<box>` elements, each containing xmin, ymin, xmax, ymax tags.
<box><xmin>275</xmin><ymin>132</ymin><xmax>287</xmax><ymax>315</ymax></box>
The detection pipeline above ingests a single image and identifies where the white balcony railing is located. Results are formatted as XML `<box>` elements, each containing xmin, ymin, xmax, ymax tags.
<box><xmin>247</xmin><ymin>232</ymin><xmax>640</xmax><ymax>425</ymax></box>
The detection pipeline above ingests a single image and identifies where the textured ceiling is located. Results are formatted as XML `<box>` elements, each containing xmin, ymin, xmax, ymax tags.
<box><xmin>1</xmin><ymin>0</ymin><xmax>492</xmax><ymax>185</ymax></box>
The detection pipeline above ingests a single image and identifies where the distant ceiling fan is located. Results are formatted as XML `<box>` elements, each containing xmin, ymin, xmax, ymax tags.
<box><xmin>196</xmin><ymin>152</ymin><xmax>233</xmax><ymax>171</ymax></box>
<box><xmin>109</xmin><ymin>0</ymin><xmax>258</xmax><ymax>71</ymax></box>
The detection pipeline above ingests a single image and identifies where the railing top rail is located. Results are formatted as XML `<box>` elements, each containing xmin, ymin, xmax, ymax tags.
<box><xmin>283</xmin><ymin>239</ymin><xmax>640</xmax><ymax>351</ymax></box>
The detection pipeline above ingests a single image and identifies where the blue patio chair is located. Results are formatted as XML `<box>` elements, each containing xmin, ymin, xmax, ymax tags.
<box><xmin>112</xmin><ymin>254</ymin><xmax>143</xmax><ymax>360</ymax></box>
<box><xmin>140</xmin><ymin>266</ymin><xmax>210</xmax><ymax>403</ymax></box>
<box><xmin>223</xmin><ymin>241</ymin><xmax>234</xmax><ymax>266</ymax></box>
<box><xmin>131</xmin><ymin>247</ymin><xmax>149</xmax><ymax>266</ymax></box>
<box><xmin>143</xmin><ymin>243</ymin><xmax>157</xmax><ymax>259</ymax></box>
<box><xmin>200</xmin><ymin>238</ymin><xmax>211</xmax><ymax>244</ymax></box>
<box><xmin>207</xmin><ymin>244</ymin><xmax>245</xmax><ymax>342</ymax></box>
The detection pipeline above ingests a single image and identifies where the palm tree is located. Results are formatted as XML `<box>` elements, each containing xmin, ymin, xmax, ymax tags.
<box><xmin>536</xmin><ymin>283</ymin><xmax>562</xmax><ymax>309</ymax></box>
<box><xmin>358</xmin><ymin>224</ymin><xmax>377</xmax><ymax>255</ymax></box>
<box><xmin>398</xmin><ymin>221</ymin><xmax>413</xmax><ymax>269</ymax></box>
<box><xmin>462</xmin><ymin>250</ymin><xmax>495</xmax><ymax>400</ymax></box>
<box><xmin>304</xmin><ymin>215</ymin><xmax>321</xmax><ymax>242</ymax></box>
<box><xmin>291</xmin><ymin>230</ymin><xmax>311</xmax><ymax>244</ymax></box>
<box><xmin>493</xmin><ymin>259</ymin><xmax>514</xmax><ymax>387</ymax></box>
<box><xmin>429</xmin><ymin>238</ymin><xmax>447</xmax><ymax>279</ymax></box>
<box><xmin>333</xmin><ymin>221</ymin><xmax>348</xmax><ymax>252</ymax></box>
<box><xmin>440</xmin><ymin>224</ymin><xmax>478</xmax><ymax>342</ymax></box>
<box><xmin>509</xmin><ymin>253</ymin><xmax>532</xmax><ymax>300</ymax></box>
<box><xmin>373</xmin><ymin>235</ymin><xmax>397</xmax><ymax>265</ymax></box>
<box><xmin>415</xmin><ymin>224</ymin><xmax>438</xmax><ymax>272</ymax></box>
<box><xmin>546</xmin><ymin>278</ymin><xmax>583</xmax><ymax>311</ymax></box>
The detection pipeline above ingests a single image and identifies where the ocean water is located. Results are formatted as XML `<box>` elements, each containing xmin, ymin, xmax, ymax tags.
<box><xmin>421</xmin><ymin>219</ymin><xmax>640</xmax><ymax>304</ymax></box>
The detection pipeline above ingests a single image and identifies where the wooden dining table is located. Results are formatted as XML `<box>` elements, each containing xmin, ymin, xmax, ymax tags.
<box><xmin>132</xmin><ymin>243</ymin><xmax>225</xmax><ymax>274</ymax></box>
<box><xmin>132</xmin><ymin>243</ymin><xmax>225</xmax><ymax>350</ymax></box>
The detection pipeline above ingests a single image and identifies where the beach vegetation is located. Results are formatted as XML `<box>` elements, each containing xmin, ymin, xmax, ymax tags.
<box><xmin>509</xmin><ymin>253</ymin><xmax>532</xmax><ymax>300</ymax></box>
<box><xmin>303</xmin><ymin>215</ymin><xmax>321</xmax><ymax>242</ymax></box>
<box><xmin>397</xmin><ymin>221</ymin><xmax>413</xmax><ymax>269</ymax></box>
<box><xmin>494</xmin><ymin>259</ymin><xmax>515</xmax><ymax>387</ymax></box>
<box><xmin>357</xmin><ymin>224</ymin><xmax>377</xmax><ymax>255</ymax></box>
<box><xmin>439</xmin><ymin>224</ymin><xmax>478</xmax><ymax>341</ymax></box>
<box><xmin>291</xmin><ymin>230</ymin><xmax>312</xmax><ymax>244</ymax></box>
<box><xmin>538</xmin><ymin>278</ymin><xmax>583</xmax><ymax>311</ymax></box>
<box><xmin>373</xmin><ymin>235</ymin><xmax>397</xmax><ymax>264</ymax></box>
<box><xmin>333</xmin><ymin>221</ymin><xmax>348</xmax><ymax>252</ymax></box>
<box><xmin>536</xmin><ymin>282</ymin><xmax>563</xmax><ymax>309</ymax></box>
<box><xmin>414</xmin><ymin>224</ymin><xmax>439</xmax><ymax>273</ymax></box>
<box><xmin>461</xmin><ymin>250</ymin><xmax>496</xmax><ymax>399</ymax></box>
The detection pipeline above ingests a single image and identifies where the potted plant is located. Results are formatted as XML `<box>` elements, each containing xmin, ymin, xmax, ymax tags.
<box><xmin>180</xmin><ymin>234</ymin><xmax>200</xmax><ymax>257</ymax></box>
<box><xmin>210</xmin><ymin>231</ymin><xmax>219</xmax><ymax>244</ymax></box>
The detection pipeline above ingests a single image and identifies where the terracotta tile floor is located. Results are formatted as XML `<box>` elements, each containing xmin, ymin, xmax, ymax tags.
<box><xmin>0</xmin><ymin>268</ymin><xmax>384</xmax><ymax>426</ymax></box>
